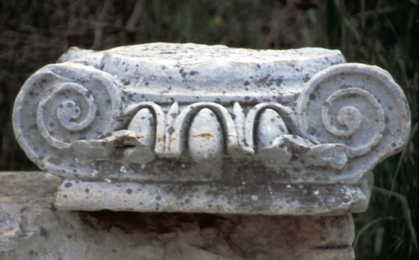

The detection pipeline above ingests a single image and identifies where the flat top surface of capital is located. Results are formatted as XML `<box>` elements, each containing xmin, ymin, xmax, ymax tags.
<box><xmin>60</xmin><ymin>43</ymin><xmax>345</xmax><ymax>98</ymax></box>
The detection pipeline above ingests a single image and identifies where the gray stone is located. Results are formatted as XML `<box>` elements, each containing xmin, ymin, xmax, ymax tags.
<box><xmin>12</xmin><ymin>43</ymin><xmax>410</xmax><ymax>214</ymax></box>
<box><xmin>7</xmin><ymin>43</ymin><xmax>413</xmax><ymax>259</ymax></box>
<box><xmin>0</xmin><ymin>172</ymin><xmax>355</xmax><ymax>260</ymax></box>
<box><xmin>54</xmin><ymin>173</ymin><xmax>373</xmax><ymax>215</ymax></box>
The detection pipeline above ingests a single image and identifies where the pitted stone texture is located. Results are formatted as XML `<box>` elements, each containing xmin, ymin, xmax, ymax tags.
<box><xmin>58</xmin><ymin>43</ymin><xmax>346</xmax><ymax>99</ymax></box>
<box><xmin>0</xmin><ymin>172</ymin><xmax>355</xmax><ymax>260</ymax></box>
<box><xmin>12</xmin><ymin>43</ymin><xmax>410</xmax><ymax>214</ymax></box>
<box><xmin>296</xmin><ymin>64</ymin><xmax>411</xmax><ymax>183</ymax></box>
<box><xmin>54</xmin><ymin>173</ymin><xmax>372</xmax><ymax>215</ymax></box>
<box><xmin>13</xmin><ymin>43</ymin><xmax>410</xmax><ymax>182</ymax></box>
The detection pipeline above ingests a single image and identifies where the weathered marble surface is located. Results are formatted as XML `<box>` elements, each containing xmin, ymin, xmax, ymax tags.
<box><xmin>12</xmin><ymin>43</ymin><xmax>410</xmax><ymax>214</ymax></box>
<box><xmin>0</xmin><ymin>172</ymin><xmax>355</xmax><ymax>260</ymax></box>
<box><xmin>54</xmin><ymin>173</ymin><xmax>373</xmax><ymax>215</ymax></box>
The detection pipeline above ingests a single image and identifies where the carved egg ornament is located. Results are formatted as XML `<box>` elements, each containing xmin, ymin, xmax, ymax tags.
<box><xmin>125</xmin><ymin>108</ymin><xmax>156</xmax><ymax>164</ymax></box>
<box><xmin>257</xmin><ymin>108</ymin><xmax>289</xmax><ymax>149</ymax></box>
<box><xmin>188</xmin><ymin>108</ymin><xmax>224</xmax><ymax>165</ymax></box>
<box><xmin>256</xmin><ymin>108</ymin><xmax>292</xmax><ymax>167</ymax></box>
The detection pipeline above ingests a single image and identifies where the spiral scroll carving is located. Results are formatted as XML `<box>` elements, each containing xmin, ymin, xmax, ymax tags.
<box><xmin>55</xmin><ymin>86</ymin><xmax>96</xmax><ymax>132</ymax></box>
<box><xmin>13</xmin><ymin>60</ymin><xmax>410</xmax><ymax>182</ymax></box>
<box><xmin>13</xmin><ymin>63</ymin><xmax>122</xmax><ymax>174</ymax></box>
<box><xmin>297</xmin><ymin>63</ymin><xmax>410</xmax><ymax>158</ymax></box>
<box><xmin>37</xmin><ymin>82</ymin><xmax>99</xmax><ymax>149</ymax></box>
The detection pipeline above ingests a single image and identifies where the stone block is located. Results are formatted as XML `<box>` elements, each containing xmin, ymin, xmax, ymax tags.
<box><xmin>7</xmin><ymin>43</ymin><xmax>412</xmax><ymax>259</ymax></box>
<box><xmin>0</xmin><ymin>172</ymin><xmax>355</xmax><ymax>260</ymax></box>
<box><xmin>12</xmin><ymin>43</ymin><xmax>410</xmax><ymax>214</ymax></box>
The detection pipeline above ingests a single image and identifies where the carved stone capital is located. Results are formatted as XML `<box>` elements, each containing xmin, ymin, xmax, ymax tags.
<box><xmin>12</xmin><ymin>43</ymin><xmax>410</xmax><ymax>214</ymax></box>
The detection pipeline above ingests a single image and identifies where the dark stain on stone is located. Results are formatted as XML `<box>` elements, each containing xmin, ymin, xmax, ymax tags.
<box><xmin>255</xmin><ymin>74</ymin><xmax>283</xmax><ymax>87</ymax></box>
<box><xmin>78</xmin><ymin>211</ymin><xmax>230</xmax><ymax>234</ymax></box>
<box><xmin>40</xmin><ymin>227</ymin><xmax>48</xmax><ymax>237</ymax></box>
<box><xmin>48</xmin><ymin>157</ymin><xmax>62</xmax><ymax>165</ymax></box>
<box><xmin>308</xmin><ymin>127</ymin><xmax>317</xmax><ymax>135</ymax></box>
<box><xmin>309</xmin><ymin>93</ymin><xmax>316</xmax><ymax>100</ymax></box>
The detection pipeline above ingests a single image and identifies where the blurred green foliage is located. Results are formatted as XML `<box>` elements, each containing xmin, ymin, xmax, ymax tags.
<box><xmin>0</xmin><ymin>0</ymin><xmax>418</xmax><ymax>259</ymax></box>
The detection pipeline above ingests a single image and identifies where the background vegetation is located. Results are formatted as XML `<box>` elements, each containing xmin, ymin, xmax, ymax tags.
<box><xmin>0</xmin><ymin>0</ymin><xmax>418</xmax><ymax>259</ymax></box>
